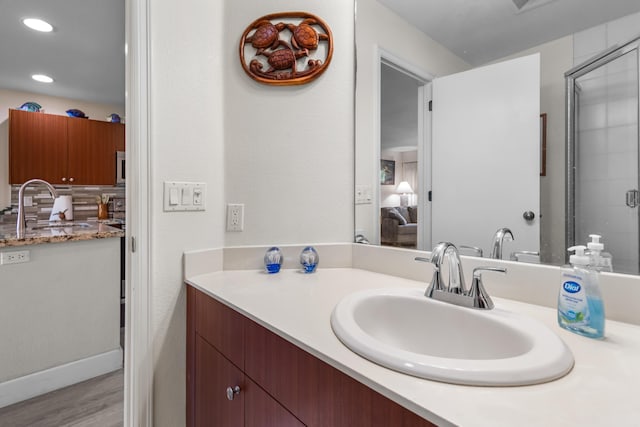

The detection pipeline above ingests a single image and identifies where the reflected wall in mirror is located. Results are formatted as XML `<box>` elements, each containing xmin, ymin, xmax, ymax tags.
<box><xmin>354</xmin><ymin>0</ymin><xmax>640</xmax><ymax>276</ymax></box>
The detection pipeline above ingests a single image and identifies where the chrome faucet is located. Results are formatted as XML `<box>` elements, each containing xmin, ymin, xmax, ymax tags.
<box><xmin>490</xmin><ymin>227</ymin><xmax>514</xmax><ymax>259</ymax></box>
<box><xmin>416</xmin><ymin>242</ymin><xmax>506</xmax><ymax>310</ymax></box>
<box><xmin>17</xmin><ymin>179</ymin><xmax>58</xmax><ymax>239</ymax></box>
<box><xmin>419</xmin><ymin>242</ymin><xmax>466</xmax><ymax>296</ymax></box>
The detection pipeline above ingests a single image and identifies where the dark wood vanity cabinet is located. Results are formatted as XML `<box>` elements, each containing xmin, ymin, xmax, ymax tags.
<box><xmin>9</xmin><ymin>109</ymin><xmax>125</xmax><ymax>185</ymax></box>
<box><xmin>187</xmin><ymin>285</ymin><xmax>435</xmax><ymax>427</ymax></box>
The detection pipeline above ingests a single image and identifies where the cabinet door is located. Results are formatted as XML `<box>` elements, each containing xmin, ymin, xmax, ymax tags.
<box><xmin>245</xmin><ymin>377</ymin><xmax>304</xmax><ymax>427</ymax></box>
<box><xmin>67</xmin><ymin>119</ymin><xmax>122</xmax><ymax>184</ymax></box>
<box><xmin>114</xmin><ymin>123</ymin><xmax>125</xmax><ymax>152</ymax></box>
<box><xmin>195</xmin><ymin>335</ymin><xmax>244</xmax><ymax>427</ymax></box>
<box><xmin>9</xmin><ymin>109</ymin><xmax>68</xmax><ymax>184</ymax></box>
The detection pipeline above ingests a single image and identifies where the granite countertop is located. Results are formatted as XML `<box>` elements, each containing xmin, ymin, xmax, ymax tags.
<box><xmin>0</xmin><ymin>220</ymin><xmax>124</xmax><ymax>248</ymax></box>
<box><xmin>186</xmin><ymin>268</ymin><xmax>640</xmax><ymax>427</ymax></box>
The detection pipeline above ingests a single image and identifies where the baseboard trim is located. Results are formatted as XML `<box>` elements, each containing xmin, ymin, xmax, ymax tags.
<box><xmin>0</xmin><ymin>348</ymin><xmax>123</xmax><ymax>409</ymax></box>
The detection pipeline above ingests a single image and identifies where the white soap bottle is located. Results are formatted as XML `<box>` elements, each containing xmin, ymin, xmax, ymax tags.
<box><xmin>558</xmin><ymin>245</ymin><xmax>605</xmax><ymax>339</ymax></box>
<box><xmin>586</xmin><ymin>234</ymin><xmax>613</xmax><ymax>272</ymax></box>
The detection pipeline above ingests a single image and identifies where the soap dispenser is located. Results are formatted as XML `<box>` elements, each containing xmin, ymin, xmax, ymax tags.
<box><xmin>586</xmin><ymin>234</ymin><xmax>613</xmax><ymax>272</ymax></box>
<box><xmin>558</xmin><ymin>245</ymin><xmax>605</xmax><ymax>339</ymax></box>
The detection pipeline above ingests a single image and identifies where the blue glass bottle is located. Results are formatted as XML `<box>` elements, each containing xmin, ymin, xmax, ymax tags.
<box><xmin>300</xmin><ymin>246</ymin><xmax>319</xmax><ymax>273</ymax></box>
<box><xmin>264</xmin><ymin>247</ymin><xmax>283</xmax><ymax>274</ymax></box>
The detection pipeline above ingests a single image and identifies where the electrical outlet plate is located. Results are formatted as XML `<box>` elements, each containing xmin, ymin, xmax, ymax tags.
<box><xmin>227</xmin><ymin>203</ymin><xmax>244</xmax><ymax>231</ymax></box>
<box><xmin>1</xmin><ymin>250</ymin><xmax>30</xmax><ymax>265</ymax></box>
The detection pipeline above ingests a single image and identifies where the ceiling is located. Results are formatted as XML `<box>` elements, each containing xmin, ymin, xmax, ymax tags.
<box><xmin>2</xmin><ymin>1</ymin><xmax>638</xmax><ymax>107</ymax></box>
<box><xmin>0</xmin><ymin>0</ymin><xmax>125</xmax><ymax>107</ymax></box>
<box><xmin>376</xmin><ymin>0</ymin><xmax>640</xmax><ymax>65</ymax></box>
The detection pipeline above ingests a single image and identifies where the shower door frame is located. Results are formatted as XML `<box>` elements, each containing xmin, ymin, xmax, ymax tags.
<box><xmin>565</xmin><ymin>35</ymin><xmax>640</xmax><ymax>265</ymax></box>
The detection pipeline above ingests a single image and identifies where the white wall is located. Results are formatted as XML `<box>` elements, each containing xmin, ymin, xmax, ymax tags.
<box><xmin>0</xmin><ymin>88</ymin><xmax>125</xmax><ymax>208</ymax></box>
<box><xmin>0</xmin><ymin>238</ymin><xmax>120</xmax><ymax>382</ymax></box>
<box><xmin>223</xmin><ymin>2</ymin><xmax>354</xmax><ymax>247</ymax></box>
<box><xmin>148</xmin><ymin>1</ymin><xmax>355</xmax><ymax>425</ymax></box>
<box><xmin>355</xmin><ymin>0</ymin><xmax>469</xmax><ymax>244</ymax></box>
<box><xmin>148</xmin><ymin>0</ymin><xmax>225</xmax><ymax>425</ymax></box>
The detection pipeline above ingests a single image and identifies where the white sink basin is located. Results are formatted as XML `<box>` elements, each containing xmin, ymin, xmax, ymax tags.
<box><xmin>331</xmin><ymin>288</ymin><xmax>574</xmax><ymax>386</ymax></box>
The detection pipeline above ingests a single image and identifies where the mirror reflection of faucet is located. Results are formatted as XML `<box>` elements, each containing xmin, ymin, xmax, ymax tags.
<box><xmin>459</xmin><ymin>245</ymin><xmax>483</xmax><ymax>257</ymax></box>
<box><xmin>490</xmin><ymin>227</ymin><xmax>514</xmax><ymax>259</ymax></box>
<box><xmin>510</xmin><ymin>251</ymin><xmax>541</xmax><ymax>263</ymax></box>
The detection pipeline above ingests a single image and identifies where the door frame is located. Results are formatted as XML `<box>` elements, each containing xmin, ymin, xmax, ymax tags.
<box><xmin>375</xmin><ymin>47</ymin><xmax>434</xmax><ymax>249</ymax></box>
<box><xmin>124</xmin><ymin>0</ymin><xmax>153</xmax><ymax>425</ymax></box>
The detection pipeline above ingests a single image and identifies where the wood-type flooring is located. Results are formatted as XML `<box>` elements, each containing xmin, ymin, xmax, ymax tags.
<box><xmin>0</xmin><ymin>369</ymin><xmax>123</xmax><ymax>427</ymax></box>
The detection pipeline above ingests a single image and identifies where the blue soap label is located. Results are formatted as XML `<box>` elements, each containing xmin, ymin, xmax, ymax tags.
<box><xmin>563</xmin><ymin>281</ymin><xmax>581</xmax><ymax>293</ymax></box>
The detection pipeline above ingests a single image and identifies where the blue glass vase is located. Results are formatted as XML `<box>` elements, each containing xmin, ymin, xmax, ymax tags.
<box><xmin>300</xmin><ymin>246</ymin><xmax>319</xmax><ymax>273</ymax></box>
<box><xmin>264</xmin><ymin>247</ymin><xmax>283</xmax><ymax>274</ymax></box>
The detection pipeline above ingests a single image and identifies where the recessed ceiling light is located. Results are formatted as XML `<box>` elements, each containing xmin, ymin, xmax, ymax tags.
<box><xmin>32</xmin><ymin>74</ymin><xmax>54</xmax><ymax>83</ymax></box>
<box><xmin>23</xmin><ymin>18</ymin><xmax>53</xmax><ymax>32</ymax></box>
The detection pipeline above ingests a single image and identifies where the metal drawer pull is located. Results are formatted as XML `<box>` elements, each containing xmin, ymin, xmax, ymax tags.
<box><xmin>226</xmin><ymin>385</ymin><xmax>240</xmax><ymax>401</ymax></box>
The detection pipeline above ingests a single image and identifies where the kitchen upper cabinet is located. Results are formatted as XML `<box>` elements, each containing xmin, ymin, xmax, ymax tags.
<box><xmin>8</xmin><ymin>109</ymin><xmax>125</xmax><ymax>185</ymax></box>
<box><xmin>67</xmin><ymin>118</ymin><xmax>124</xmax><ymax>184</ymax></box>
<box><xmin>9</xmin><ymin>109</ymin><xmax>68</xmax><ymax>185</ymax></box>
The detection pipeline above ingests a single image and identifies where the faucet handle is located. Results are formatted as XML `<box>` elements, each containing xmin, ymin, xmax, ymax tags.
<box><xmin>468</xmin><ymin>267</ymin><xmax>506</xmax><ymax>310</ymax></box>
<box><xmin>510</xmin><ymin>251</ymin><xmax>540</xmax><ymax>262</ymax></box>
<box><xmin>460</xmin><ymin>245</ymin><xmax>484</xmax><ymax>257</ymax></box>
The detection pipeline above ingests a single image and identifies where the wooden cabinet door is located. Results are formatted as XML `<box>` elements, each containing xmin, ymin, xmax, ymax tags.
<box><xmin>9</xmin><ymin>109</ymin><xmax>68</xmax><ymax>184</ymax></box>
<box><xmin>114</xmin><ymin>123</ymin><xmax>125</xmax><ymax>152</ymax></box>
<box><xmin>67</xmin><ymin>119</ymin><xmax>121</xmax><ymax>184</ymax></box>
<box><xmin>245</xmin><ymin>377</ymin><xmax>304</xmax><ymax>427</ymax></box>
<box><xmin>195</xmin><ymin>335</ymin><xmax>244</xmax><ymax>427</ymax></box>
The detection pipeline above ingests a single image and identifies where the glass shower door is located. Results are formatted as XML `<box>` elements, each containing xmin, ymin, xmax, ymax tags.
<box><xmin>570</xmin><ymin>45</ymin><xmax>639</xmax><ymax>274</ymax></box>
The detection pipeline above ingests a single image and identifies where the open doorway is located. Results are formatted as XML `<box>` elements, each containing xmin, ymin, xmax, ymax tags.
<box><xmin>378</xmin><ymin>55</ymin><xmax>432</xmax><ymax>250</ymax></box>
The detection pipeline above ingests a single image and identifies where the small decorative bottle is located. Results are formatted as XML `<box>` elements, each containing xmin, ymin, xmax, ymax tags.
<box><xmin>300</xmin><ymin>246</ymin><xmax>319</xmax><ymax>273</ymax></box>
<box><xmin>264</xmin><ymin>247</ymin><xmax>283</xmax><ymax>274</ymax></box>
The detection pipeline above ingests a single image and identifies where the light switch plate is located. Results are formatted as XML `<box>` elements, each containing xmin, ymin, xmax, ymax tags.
<box><xmin>355</xmin><ymin>185</ymin><xmax>373</xmax><ymax>204</ymax></box>
<box><xmin>163</xmin><ymin>181</ymin><xmax>206</xmax><ymax>211</ymax></box>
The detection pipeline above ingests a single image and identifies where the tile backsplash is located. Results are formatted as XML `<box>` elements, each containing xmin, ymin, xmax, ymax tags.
<box><xmin>2</xmin><ymin>185</ymin><xmax>125</xmax><ymax>224</ymax></box>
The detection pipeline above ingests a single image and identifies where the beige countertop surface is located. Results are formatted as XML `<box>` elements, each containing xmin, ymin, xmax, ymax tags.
<box><xmin>0</xmin><ymin>221</ymin><xmax>124</xmax><ymax>248</ymax></box>
<box><xmin>186</xmin><ymin>268</ymin><xmax>640</xmax><ymax>427</ymax></box>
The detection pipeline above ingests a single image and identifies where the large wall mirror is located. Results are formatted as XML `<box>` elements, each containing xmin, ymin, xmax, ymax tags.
<box><xmin>355</xmin><ymin>0</ymin><xmax>640</xmax><ymax>275</ymax></box>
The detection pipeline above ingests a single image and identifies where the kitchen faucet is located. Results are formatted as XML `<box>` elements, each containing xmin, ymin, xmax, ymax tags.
<box><xmin>416</xmin><ymin>242</ymin><xmax>506</xmax><ymax>310</ymax></box>
<box><xmin>490</xmin><ymin>227</ymin><xmax>514</xmax><ymax>259</ymax></box>
<box><xmin>17</xmin><ymin>178</ymin><xmax>58</xmax><ymax>239</ymax></box>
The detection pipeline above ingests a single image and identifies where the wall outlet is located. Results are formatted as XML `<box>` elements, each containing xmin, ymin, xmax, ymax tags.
<box><xmin>1</xmin><ymin>250</ymin><xmax>30</xmax><ymax>265</ymax></box>
<box><xmin>226</xmin><ymin>203</ymin><xmax>244</xmax><ymax>232</ymax></box>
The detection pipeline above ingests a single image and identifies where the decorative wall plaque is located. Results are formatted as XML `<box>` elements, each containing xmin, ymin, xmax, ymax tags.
<box><xmin>239</xmin><ymin>12</ymin><xmax>333</xmax><ymax>86</ymax></box>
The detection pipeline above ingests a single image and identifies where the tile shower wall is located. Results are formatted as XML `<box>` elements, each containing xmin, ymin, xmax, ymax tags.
<box><xmin>573</xmin><ymin>13</ymin><xmax>640</xmax><ymax>274</ymax></box>
<box><xmin>2</xmin><ymin>185</ymin><xmax>125</xmax><ymax>224</ymax></box>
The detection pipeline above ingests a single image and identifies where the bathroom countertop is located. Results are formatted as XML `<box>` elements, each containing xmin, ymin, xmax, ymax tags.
<box><xmin>0</xmin><ymin>221</ymin><xmax>124</xmax><ymax>248</ymax></box>
<box><xmin>186</xmin><ymin>268</ymin><xmax>640</xmax><ymax>427</ymax></box>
